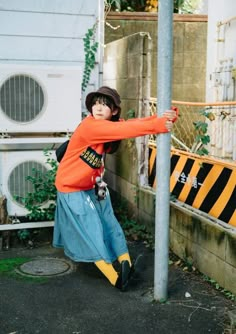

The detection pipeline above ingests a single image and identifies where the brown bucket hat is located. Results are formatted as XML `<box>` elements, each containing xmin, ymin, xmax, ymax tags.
<box><xmin>85</xmin><ymin>86</ymin><xmax>121</xmax><ymax>113</ymax></box>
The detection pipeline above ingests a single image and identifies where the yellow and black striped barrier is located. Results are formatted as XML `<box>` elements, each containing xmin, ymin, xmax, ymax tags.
<box><xmin>149</xmin><ymin>145</ymin><xmax>236</xmax><ymax>227</ymax></box>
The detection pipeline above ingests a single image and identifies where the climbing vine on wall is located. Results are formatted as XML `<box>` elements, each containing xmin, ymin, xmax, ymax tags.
<box><xmin>82</xmin><ymin>23</ymin><xmax>99</xmax><ymax>92</ymax></box>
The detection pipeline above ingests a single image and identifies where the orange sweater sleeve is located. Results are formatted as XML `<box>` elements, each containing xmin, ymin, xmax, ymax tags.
<box><xmin>79</xmin><ymin>115</ymin><xmax>169</xmax><ymax>145</ymax></box>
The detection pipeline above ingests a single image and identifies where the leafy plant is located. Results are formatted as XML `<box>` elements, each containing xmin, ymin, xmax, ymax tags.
<box><xmin>192</xmin><ymin>107</ymin><xmax>215</xmax><ymax>156</ymax></box>
<box><xmin>174</xmin><ymin>0</ymin><xmax>185</xmax><ymax>12</ymax></box>
<box><xmin>127</xmin><ymin>109</ymin><xmax>136</xmax><ymax>119</ymax></box>
<box><xmin>106</xmin><ymin>0</ymin><xmax>146</xmax><ymax>12</ymax></box>
<box><xmin>203</xmin><ymin>275</ymin><xmax>235</xmax><ymax>301</ymax></box>
<box><xmin>174</xmin><ymin>0</ymin><xmax>202</xmax><ymax>13</ymax></box>
<box><xmin>113</xmin><ymin>197</ymin><xmax>154</xmax><ymax>247</ymax></box>
<box><xmin>17</xmin><ymin>229</ymin><xmax>30</xmax><ymax>241</ymax></box>
<box><xmin>17</xmin><ymin>229</ymin><xmax>40</xmax><ymax>248</ymax></box>
<box><xmin>106</xmin><ymin>0</ymin><xmax>201</xmax><ymax>13</ymax></box>
<box><xmin>15</xmin><ymin>149</ymin><xmax>58</xmax><ymax>221</ymax></box>
<box><xmin>82</xmin><ymin>24</ymin><xmax>99</xmax><ymax>92</ymax></box>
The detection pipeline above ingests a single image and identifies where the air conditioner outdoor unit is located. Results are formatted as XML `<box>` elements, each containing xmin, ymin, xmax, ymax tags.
<box><xmin>0</xmin><ymin>63</ymin><xmax>82</xmax><ymax>133</ymax></box>
<box><xmin>0</xmin><ymin>150</ymin><xmax>56</xmax><ymax>217</ymax></box>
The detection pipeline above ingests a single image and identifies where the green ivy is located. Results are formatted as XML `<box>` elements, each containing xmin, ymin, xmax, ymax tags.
<box><xmin>192</xmin><ymin>107</ymin><xmax>215</xmax><ymax>156</ymax></box>
<box><xmin>82</xmin><ymin>24</ymin><xmax>99</xmax><ymax>92</ymax></box>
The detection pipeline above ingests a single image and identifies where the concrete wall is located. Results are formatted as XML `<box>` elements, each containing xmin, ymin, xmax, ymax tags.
<box><xmin>105</xmin><ymin>13</ymin><xmax>208</xmax><ymax>102</ymax></box>
<box><xmin>104</xmin><ymin>32</ymin><xmax>152</xmax><ymax>208</ymax></box>
<box><xmin>137</xmin><ymin>186</ymin><xmax>236</xmax><ymax>295</ymax></box>
<box><xmin>170</xmin><ymin>201</ymin><xmax>236</xmax><ymax>295</ymax></box>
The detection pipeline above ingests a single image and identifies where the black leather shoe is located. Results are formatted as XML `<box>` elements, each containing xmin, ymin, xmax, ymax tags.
<box><xmin>115</xmin><ymin>260</ymin><xmax>131</xmax><ymax>292</ymax></box>
<box><xmin>129</xmin><ymin>254</ymin><xmax>144</xmax><ymax>279</ymax></box>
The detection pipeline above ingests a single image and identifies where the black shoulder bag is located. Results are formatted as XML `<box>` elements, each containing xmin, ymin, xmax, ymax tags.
<box><xmin>55</xmin><ymin>140</ymin><xmax>70</xmax><ymax>162</ymax></box>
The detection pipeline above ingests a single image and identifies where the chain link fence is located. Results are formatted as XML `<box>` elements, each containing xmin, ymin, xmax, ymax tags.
<box><xmin>147</xmin><ymin>98</ymin><xmax>236</xmax><ymax>161</ymax></box>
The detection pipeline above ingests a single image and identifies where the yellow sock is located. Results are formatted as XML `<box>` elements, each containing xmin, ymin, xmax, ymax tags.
<box><xmin>95</xmin><ymin>260</ymin><xmax>118</xmax><ymax>286</ymax></box>
<box><xmin>118</xmin><ymin>253</ymin><xmax>131</xmax><ymax>266</ymax></box>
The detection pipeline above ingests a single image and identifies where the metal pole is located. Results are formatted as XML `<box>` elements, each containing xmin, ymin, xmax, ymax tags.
<box><xmin>154</xmin><ymin>0</ymin><xmax>173</xmax><ymax>301</ymax></box>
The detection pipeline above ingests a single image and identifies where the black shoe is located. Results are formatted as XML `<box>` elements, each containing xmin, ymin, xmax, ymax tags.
<box><xmin>129</xmin><ymin>254</ymin><xmax>144</xmax><ymax>279</ymax></box>
<box><xmin>115</xmin><ymin>260</ymin><xmax>131</xmax><ymax>292</ymax></box>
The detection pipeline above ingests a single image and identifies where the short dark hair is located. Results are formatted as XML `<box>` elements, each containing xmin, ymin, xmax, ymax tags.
<box><xmin>91</xmin><ymin>94</ymin><xmax>120</xmax><ymax>122</ymax></box>
<box><xmin>91</xmin><ymin>95</ymin><xmax>115</xmax><ymax>111</ymax></box>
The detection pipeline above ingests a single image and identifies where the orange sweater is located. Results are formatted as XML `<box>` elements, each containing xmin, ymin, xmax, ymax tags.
<box><xmin>55</xmin><ymin>115</ymin><xmax>169</xmax><ymax>192</ymax></box>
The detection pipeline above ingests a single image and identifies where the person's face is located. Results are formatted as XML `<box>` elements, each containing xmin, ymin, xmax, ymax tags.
<box><xmin>92</xmin><ymin>97</ymin><xmax>118</xmax><ymax>120</ymax></box>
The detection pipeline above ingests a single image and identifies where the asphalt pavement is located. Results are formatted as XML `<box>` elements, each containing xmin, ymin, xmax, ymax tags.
<box><xmin>0</xmin><ymin>235</ymin><xmax>235</xmax><ymax>334</ymax></box>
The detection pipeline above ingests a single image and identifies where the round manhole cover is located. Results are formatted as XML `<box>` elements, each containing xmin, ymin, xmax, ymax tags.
<box><xmin>16</xmin><ymin>257</ymin><xmax>75</xmax><ymax>277</ymax></box>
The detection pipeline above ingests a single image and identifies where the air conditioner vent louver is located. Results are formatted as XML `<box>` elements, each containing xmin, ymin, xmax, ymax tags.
<box><xmin>8</xmin><ymin>160</ymin><xmax>48</xmax><ymax>207</ymax></box>
<box><xmin>0</xmin><ymin>75</ymin><xmax>44</xmax><ymax>123</ymax></box>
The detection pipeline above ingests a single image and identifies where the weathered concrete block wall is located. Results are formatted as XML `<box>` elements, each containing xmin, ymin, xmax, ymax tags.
<box><xmin>105</xmin><ymin>13</ymin><xmax>207</xmax><ymax>102</ymax></box>
<box><xmin>104</xmin><ymin>32</ymin><xmax>151</xmax><ymax>208</ymax></box>
<box><xmin>137</xmin><ymin>187</ymin><xmax>236</xmax><ymax>295</ymax></box>
<box><xmin>170</xmin><ymin>201</ymin><xmax>236</xmax><ymax>295</ymax></box>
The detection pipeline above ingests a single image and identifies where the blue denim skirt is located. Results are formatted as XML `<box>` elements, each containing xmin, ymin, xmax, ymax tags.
<box><xmin>53</xmin><ymin>189</ymin><xmax>128</xmax><ymax>263</ymax></box>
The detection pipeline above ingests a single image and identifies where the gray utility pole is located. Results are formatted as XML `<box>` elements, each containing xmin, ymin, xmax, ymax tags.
<box><xmin>154</xmin><ymin>0</ymin><xmax>173</xmax><ymax>301</ymax></box>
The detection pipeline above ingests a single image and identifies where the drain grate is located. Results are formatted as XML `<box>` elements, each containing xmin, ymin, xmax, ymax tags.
<box><xmin>16</xmin><ymin>257</ymin><xmax>75</xmax><ymax>277</ymax></box>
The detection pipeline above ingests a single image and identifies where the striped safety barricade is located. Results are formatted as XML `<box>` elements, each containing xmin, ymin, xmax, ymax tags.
<box><xmin>148</xmin><ymin>146</ymin><xmax>236</xmax><ymax>227</ymax></box>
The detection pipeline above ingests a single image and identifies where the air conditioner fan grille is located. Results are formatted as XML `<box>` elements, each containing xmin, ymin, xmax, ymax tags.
<box><xmin>0</xmin><ymin>75</ymin><xmax>44</xmax><ymax>123</ymax></box>
<box><xmin>8</xmin><ymin>160</ymin><xmax>48</xmax><ymax>208</ymax></box>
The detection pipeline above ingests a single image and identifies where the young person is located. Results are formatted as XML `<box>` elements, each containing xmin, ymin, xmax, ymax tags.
<box><xmin>53</xmin><ymin>86</ymin><xmax>177</xmax><ymax>291</ymax></box>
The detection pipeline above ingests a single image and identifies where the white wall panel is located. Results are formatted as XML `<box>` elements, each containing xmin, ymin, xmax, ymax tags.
<box><xmin>0</xmin><ymin>0</ymin><xmax>98</xmax><ymax>15</ymax></box>
<box><xmin>0</xmin><ymin>0</ymin><xmax>104</xmax><ymax>89</ymax></box>
<box><xmin>0</xmin><ymin>12</ymin><xmax>95</xmax><ymax>38</ymax></box>
<box><xmin>0</xmin><ymin>36</ymin><xmax>84</xmax><ymax>62</ymax></box>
